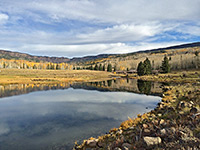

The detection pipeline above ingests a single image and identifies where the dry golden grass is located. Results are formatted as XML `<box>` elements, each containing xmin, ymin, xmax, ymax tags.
<box><xmin>0</xmin><ymin>69</ymin><xmax>113</xmax><ymax>85</ymax></box>
<box><xmin>129</xmin><ymin>70</ymin><xmax>200</xmax><ymax>83</ymax></box>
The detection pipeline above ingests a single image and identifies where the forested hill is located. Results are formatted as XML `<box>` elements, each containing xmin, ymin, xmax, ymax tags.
<box><xmin>132</xmin><ymin>42</ymin><xmax>200</xmax><ymax>54</ymax></box>
<box><xmin>0</xmin><ymin>50</ymin><xmax>70</xmax><ymax>63</ymax></box>
<box><xmin>0</xmin><ymin>41</ymin><xmax>200</xmax><ymax>63</ymax></box>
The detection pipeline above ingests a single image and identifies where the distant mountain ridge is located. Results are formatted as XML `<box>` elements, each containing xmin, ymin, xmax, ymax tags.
<box><xmin>0</xmin><ymin>42</ymin><xmax>200</xmax><ymax>63</ymax></box>
<box><xmin>0</xmin><ymin>50</ymin><xmax>70</xmax><ymax>63</ymax></box>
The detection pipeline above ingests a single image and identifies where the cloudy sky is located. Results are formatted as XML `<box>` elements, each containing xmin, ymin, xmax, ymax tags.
<box><xmin>0</xmin><ymin>0</ymin><xmax>200</xmax><ymax>58</ymax></box>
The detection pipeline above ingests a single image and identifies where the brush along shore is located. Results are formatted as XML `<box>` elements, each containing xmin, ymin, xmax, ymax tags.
<box><xmin>128</xmin><ymin>70</ymin><xmax>200</xmax><ymax>83</ymax></box>
<box><xmin>0</xmin><ymin>69</ymin><xmax>114</xmax><ymax>85</ymax></box>
<box><xmin>74</xmin><ymin>83</ymin><xmax>200</xmax><ymax>150</ymax></box>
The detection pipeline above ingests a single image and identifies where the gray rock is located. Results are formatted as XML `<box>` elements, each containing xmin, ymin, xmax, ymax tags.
<box><xmin>160</xmin><ymin>119</ymin><xmax>165</xmax><ymax>125</ymax></box>
<box><xmin>86</xmin><ymin>139</ymin><xmax>98</xmax><ymax>147</ymax></box>
<box><xmin>143</xmin><ymin>124</ymin><xmax>148</xmax><ymax>129</ymax></box>
<box><xmin>143</xmin><ymin>129</ymin><xmax>151</xmax><ymax>136</ymax></box>
<box><xmin>116</xmin><ymin>129</ymin><xmax>123</xmax><ymax>135</ymax></box>
<box><xmin>114</xmin><ymin>147</ymin><xmax>122</xmax><ymax>150</ymax></box>
<box><xmin>122</xmin><ymin>143</ymin><xmax>132</xmax><ymax>149</ymax></box>
<box><xmin>160</xmin><ymin>129</ymin><xmax>167</xmax><ymax>136</ymax></box>
<box><xmin>190</xmin><ymin>107</ymin><xmax>198</xmax><ymax>114</ymax></box>
<box><xmin>143</xmin><ymin>136</ymin><xmax>162</xmax><ymax>146</ymax></box>
<box><xmin>169</xmin><ymin>127</ymin><xmax>176</xmax><ymax>134</ymax></box>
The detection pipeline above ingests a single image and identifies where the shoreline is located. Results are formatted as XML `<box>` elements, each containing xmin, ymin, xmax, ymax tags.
<box><xmin>74</xmin><ymin>74</ymin><xmax>200</xmax><ymax>149</ymax></box>
<box><xmin>0</xmin><ymin>68</ymin><xmax>200</xmax><ymax>149</ymax></box>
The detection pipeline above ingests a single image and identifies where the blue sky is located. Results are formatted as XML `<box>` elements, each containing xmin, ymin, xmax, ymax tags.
<box><xmin>0</xmin><ymin>0</ymin><xmax>200</xmax><ymax>58</ymax></box>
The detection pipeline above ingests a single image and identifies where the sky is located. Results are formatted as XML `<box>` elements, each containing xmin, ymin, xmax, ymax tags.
<box><xmin>0</xmin><ymin>0</ymin><xmax>200</xmax><ymax>58</ymax></box>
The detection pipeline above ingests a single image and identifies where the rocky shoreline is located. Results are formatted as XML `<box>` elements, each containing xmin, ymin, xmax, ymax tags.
<box><xmin>74</xmin><ymin>83</ymin><xmax>200</xmax><ymax>150</ymax></box>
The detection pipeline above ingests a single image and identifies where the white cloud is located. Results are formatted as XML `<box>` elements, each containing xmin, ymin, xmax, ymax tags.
<box><xmin>0</xmin><ymin>0</ymin><xmax>199</xmax><ymax>57</ymax></box>
<box><xmin>1</xmin><ymin>0</ymin><xmax>200</xmax><ymax>24</ymax></box>
<box><xmin>0</xmin><ymin>13</ymin><xmax>9</xmax><ymax>24</ymax></box>
<box><xmin>5</xmin><ymin>41</ymin><xmax>185</xmax><ymax>58</ymax></box>
<box><xmin>74</xmin><ymin>23</ymin><xmax>161</xmax><ymax>44</ymax></box>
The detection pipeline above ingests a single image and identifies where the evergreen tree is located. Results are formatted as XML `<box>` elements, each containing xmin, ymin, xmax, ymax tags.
<box><xmin>3</xmin><ymin>62</ymin><xmax>6</xmax><ymax>68</ymax></box>
<box><xmin>143</xmin><ymin>58</ymin><xmax>152</xmax><ymax>75</ymax></box>
<box><xmin>94</xmin><ymin>64</ymin><xmax>99</xmax><ymax>70</ymax></box>
<box><xmin>50</xmin><ymin>63</ymin><xmax>54</xmax><ymax>70</ymax></box>
<box><xmin>137</xmin><ymin>61</ymin><xmax>144</xmax><ymax>76</ymax></box>
<box><xmin>161</xmin><ymin>56</ymin><xmax>170</xmax><ymax>73</ymax></box>
<box><xmin>56</xmin><ymin>64</ymin><xmax>60</xmax><ymax>70</ymax></box>
<box><xmin>99</xmin><ymin>64</ymin><xmax>103</xmax><ymax>71</ymax></box>
<box><xmin>195</xmin><ymin>51</ymin><xmax>199</xmax><ymax>56</ymax></box>
<box><xmin>103</xmin><ymin>64</ymin><xmax>106</xmax><ymax>71</ymax></box>
<box><xmin>90</xmin><ymin>65</ymin><xmax>94</xmax><ymax>70</ymax></box>
<box><xmin>33</xmin><ymin>64</ymin><xmax>37</xmax><ymax>69</ymax></box>
<box><xmin>46</xmin><ymin>64</ymin><xmax>50</xmax><ymax>69</ymax></box>
<box><xmin>114</xmin><ymin>65</ymin><xmax>117</xmax><ymax>72</ymax></box>
<box><xmin>107</xmin><ymin>63</ymin><xmax>112</xmax><ymax>72</ymax></box>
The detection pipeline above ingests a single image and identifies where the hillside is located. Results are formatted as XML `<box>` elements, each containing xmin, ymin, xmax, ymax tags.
<box><xmin>77</xmin><ymin>42</ymin><xmax>200</xmax><ymax>71</ymax></box>
<box><xmin>0</xmin><ymin>50</ymin><xmax>70</xmax><ymax>63</ymax></box>
<box><xmin>0</xmin><ymin>41</ymin><xmax>200</xmax><ymax>71</ymax></box>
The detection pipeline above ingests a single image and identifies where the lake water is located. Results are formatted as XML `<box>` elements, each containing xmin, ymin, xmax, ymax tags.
<box><xmin>0</xmin><ymin>79</ymin><xmax>162</xmax><ymax>150</ymax></box>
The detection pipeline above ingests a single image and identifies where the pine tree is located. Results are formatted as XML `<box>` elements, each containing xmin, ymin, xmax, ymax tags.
<box><xmin>99</xmin><ymin>64</ymin><xmax>103</xmax><ymax>71</ymax></box>
<box><xmin>56</xmin><ymin>64</ymin><xmax>60</xmax><ymax>70</ymax></box>
<box><xmin>90</xmin><ymin>65</ymin><xmax>93</xmax><ymax>70</ymax></box>
<box><xmin>195</xmin><ymin>51</ymin><xmax>199</xmax><ymax>56</ymax></box>
<box><xmin>107</xmin><ymin>63</ymin><xmax>112</xmax><ymax>72</ymax></box>
<box><xmin>3</xmin><ymin>62</ymin><xmax>6</xmax><ymax>68</ymax></box>
<box><xmin>114</xmin><ymin>65</ymin><xmax>117</xmax><ymax>72</ymax></box>
<box><xmin>137</xmin><ymin>61</ymin><xmax>144</xmax><ymax>76</ymax></box>
<box><xmin>50</xmin><ymin>63</ymin><xmax>54</xmax><ymax>70</ymax></box>
<box><xmin>143</xmin><ymin>58</ymin><xmax>152</xmax><ymax>75</ymax></box>
<box><xmin>46</xmin><ymin>64</ymin><xmax>50</xmax><ymax>69</ymax></box>
<box><xmin>161</xmin><ymin>56</ymin><xmax>170</xmax><ymax>73</ymax></box>
<box><xmin>94</xmin><ymin>64</ymin><xmax>98</xmax><ymax>70</ymax></box>
<box><xmin>33</xmin><ymin>64</ymin><xmax>37</xmax><ymax>69</ymax></box>
<box><xmin>103</xmin><ymin>64</ymin><xmax>106</xmax><ymax>71</ymax></box>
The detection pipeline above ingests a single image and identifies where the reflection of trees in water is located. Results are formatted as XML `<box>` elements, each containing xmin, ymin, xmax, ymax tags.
<box><xmin>127</xmin><ymin>78</ymin><xmax>129</xmax><ymax>83</ymax></box>
<box><xmin>107</xmin><ymin>80</ymin><xmax>112</xmax><ymax>87</ymax></box>
<box><xmin>137</xmin><ymin>80</ymin><xmax>152</xmax><ymax>95</ymax></box>
<box><xmin>0</xmin><ymin>83</ymin><xmax>70</xmax><ymax>98</ymax></box>
<box><xmin>0</xmin><ymin>79</ymin><xmax>162</xmax><ymax>98</ymax></box>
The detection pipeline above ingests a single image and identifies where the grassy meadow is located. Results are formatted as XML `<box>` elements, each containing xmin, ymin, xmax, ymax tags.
<box><xmin>0</xmin><ymin>69</ymin><xmax>114</xmax><ymax>85</ymax></box>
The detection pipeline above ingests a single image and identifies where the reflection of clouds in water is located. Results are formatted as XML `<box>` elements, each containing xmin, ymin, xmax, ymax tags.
<box><xmin>0</xmin><ymin>89</ymin><xmax>161</xmax><ymax>122</ymax></box>
<box><xmin>0</xmin><ymin>88</ymin><xmax>160</xmax><ymax>104</ymax></box>
<box><xmin>0</xmin><ymin>88</ymin><xmax>161</xmax><ymax>150</ymax></box>
<box><xmin>76</xmin><ymin>103</ymin><xmax>147</xmax><ymax>121</ymax></box>
<box><xmin>0</xmin><ymin>123</ymin><xmax>10</xmax><ymax>135</ymax></box>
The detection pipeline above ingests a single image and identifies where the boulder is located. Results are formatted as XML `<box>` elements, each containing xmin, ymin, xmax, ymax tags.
<box><xmin>86</xmin><ymin>139</ymin><xmax>98</xmax><ymax>147</ymax></box>
<box><xmin>143</xmin><ymin>129</ymin><xmax>151</xmax><ymax>136</ymax></box>
<box><xmin>143</xmin><ymin>136</ymin><xmax>162</xmax><ymax>146</ymax></box>
<box><xmin>143</xmin><ymin>124</ymin><xmax>148</xmax><ymax>129</ymax></box>
<box><xmin>190</xmin><ymin>107</ymin><xmax>198</xmax><ymax>114</ymax></box>
<box><xmin>122</xmin><ymin>143</ymin><xmax>132</xmax><ymax>150</ymax></box>
<box><xmin>160</xmin><ymin>129</ymin><xmax>167</xmax><ymax>136</ymax></box>
<box><xmin>114</xmin><ymin>147</ymin><xmax>122</xmax><ymax>150</ymax></box>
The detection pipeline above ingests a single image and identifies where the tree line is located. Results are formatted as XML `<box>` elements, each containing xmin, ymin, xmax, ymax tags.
<box><xmin>74</xmin><ymin>63</ymin><xmax>114</xmax><ymax>72</ymax></box>
<box><xmin>0</xmin><ymin>58</ymin><xmax>73</xmax><ymax>70</ymax></box>
<box><xmin>137</xmin><ymin>56</ymin><xmax>170</xmax><ymax>76</ymax></box>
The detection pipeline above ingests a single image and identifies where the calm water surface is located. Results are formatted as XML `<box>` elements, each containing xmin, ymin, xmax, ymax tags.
<box><xmin>0</xmin><ymin>79</ymin><xmax>162</xmax><ymax>150</ymax></box>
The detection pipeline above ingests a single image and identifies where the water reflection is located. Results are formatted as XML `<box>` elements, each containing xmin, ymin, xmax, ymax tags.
<box><xmin>137</xmin><ymin>80</ymin><xmax>152</xmax><ymax>95</ymax></box>
<box><xmin>0</xmin><ymin>78</ymin><xmax>163</xmax><ymax>99</ymax></box>
<box><xmin>0</xmin><ymin>79</ymin><xmax>162</xmax><ymax>150</ymax></box>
